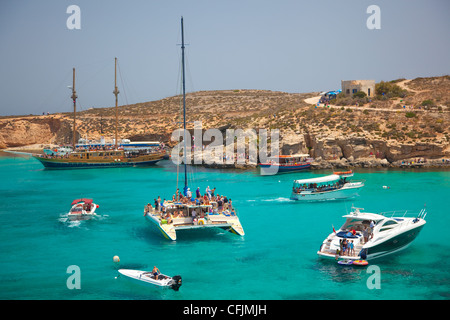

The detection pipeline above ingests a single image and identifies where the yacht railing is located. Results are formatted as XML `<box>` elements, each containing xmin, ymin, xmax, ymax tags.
<box><xmin>378</xmin><ymin>209</ymin><xmax>427</xmax><ymax>220</ymax></box>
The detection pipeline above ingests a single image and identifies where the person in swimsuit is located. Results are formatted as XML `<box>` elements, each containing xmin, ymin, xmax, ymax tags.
<box><xmin>152</xmin><ymin>266</ymin><xmax>160</xmax><ymax>280</ymax></box>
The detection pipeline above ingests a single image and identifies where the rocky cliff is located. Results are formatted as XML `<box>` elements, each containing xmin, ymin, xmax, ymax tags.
<box><xmin>1</xmin><ymin>76</ymin><xmax>449</xmax><ymax>167</ymax></box>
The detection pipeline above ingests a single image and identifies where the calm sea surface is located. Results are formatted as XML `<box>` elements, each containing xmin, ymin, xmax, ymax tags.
<box><xmin>0</xmin><ymin>152</ymin><xmax>449</xmax><ymax>300</ymax></box>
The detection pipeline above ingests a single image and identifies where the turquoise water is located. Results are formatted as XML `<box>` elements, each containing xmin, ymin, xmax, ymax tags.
<box><xmin>0</xmin><ymin>153</ymin><xmax>449</xmax><ymax>300</ymax></box>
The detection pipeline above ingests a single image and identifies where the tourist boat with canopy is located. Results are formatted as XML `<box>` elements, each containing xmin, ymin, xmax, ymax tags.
<box><xmin>144</xmin><ymin>17</ymin><xmax>244</xmax><ymax>241</ymax></box>
<box><xmin>290</xmin><ymin>171</ymin><xmax>364</xmax><ymax>201</ymax></box>
<box><xmin>68</xmin><ymin>198</ymin><xmax>99</xmax><ymax>220</ymax></box>
<box><xmin>117</xmin><ymin>269</ymin><xmax>182</xmax><ymax>291</ymax></box>
<box><xmin>317</xmin><ymin>206</ymin><xmax>427</xmax><ymax>261</ymax></box>
<box><xmin>33</xmin><ymin>59</ymin><xmax>165</xmax><ymax>169</ymax></box>
<box><xmin>259</xmin><ymin>153</ymin><xmax>312</xmax><ymax>175</ymax></box>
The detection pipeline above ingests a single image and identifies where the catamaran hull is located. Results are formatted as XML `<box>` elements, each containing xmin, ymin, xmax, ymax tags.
<box><xmin>290</xmin><ymin>184</ymin><xmax>363</xmax><ymax>201</ymax></box>
<box><xmin>34</xmin><ymin>156</ymin><xmax>161</xmax><ymax>169</ymax></box>
<box><xmin>145</xmin><ymin>213</ymin><xmax>177</xmax><ymax>240</ymax></box>
<box><xmin>144</xmin><ymin>212</ymin><xmax>245</xmax><ymax>241</ymax></box>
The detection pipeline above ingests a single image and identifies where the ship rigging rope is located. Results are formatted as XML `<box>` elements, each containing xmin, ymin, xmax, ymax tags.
<box><xmin>117</xmin><ymin>61</ymin><xmax>130</xmax><ymax>107</ymax></box>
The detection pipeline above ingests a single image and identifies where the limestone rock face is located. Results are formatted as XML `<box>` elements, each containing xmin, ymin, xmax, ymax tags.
<box><xmin>0</xmin><ymin>117</ymin><xmax>77</xmax><ymax>149</ymax></box>
<box><xmin>279</xmin><ymin>133</ymin><xmax>448</xmax><ymax>167</ymax></box>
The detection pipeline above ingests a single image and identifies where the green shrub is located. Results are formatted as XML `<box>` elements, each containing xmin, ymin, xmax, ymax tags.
<box><xmin>405</xmin><ymin>112</ymin><xmax>416</xmax><ymax>118</ymax></box>
<box><xmin>375</xmin><ymin>81</ymin><xmax>408</xmax><ymax>98</ymax></box>
<box><xmin>353</xmin><ymin>91</ymin><xmax>367</xmax><ymax>98</ymax></box>
<box><xmin>421</xmin><ymin>99</ymin><xmax>435</xmax><ymax>107</ymax></box>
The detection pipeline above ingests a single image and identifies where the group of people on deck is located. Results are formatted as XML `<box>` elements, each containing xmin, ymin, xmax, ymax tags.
<box><xmin>293</xmin><ymin>178</ymin><xmax>347</xmax><ymax>194</ymax></box>
<box><xmin>336</xmin><ymin>221</ymin><xmax>376</xmax><ymax>257</ymax></box>
<box><xmin>171</xmin><ymin>186</ymin><xmax>234</xmax><ymax>212</ymax></box>
<box><xmin>143</xmin><ymin>186</ymin><xmax>236</xmax><ymax>221</ymax></box>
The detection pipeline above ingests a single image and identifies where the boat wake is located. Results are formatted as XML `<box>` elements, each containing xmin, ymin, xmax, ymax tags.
<box><xmin>58</xmin><ymin>215</ymin><xmax>82</xmax><ymax>228</ymax></box>
<box><xmin>58</xmin><ymin>213</ymin><xmax>107</xmax><ymax>227</ymax></box>
<box><xmin>262</xmin><ymin>197</ymin><xmax>293</xmax><ymax>203</ymax></box>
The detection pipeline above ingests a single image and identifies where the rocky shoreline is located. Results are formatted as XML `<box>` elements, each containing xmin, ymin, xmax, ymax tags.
<box><xmin>3</xmin><ymin>143</ymin><xmax>449</xmax><ymax>171</ymax></box>
<box><xmin>1</xmin><ymin>76</ymin><xmax>449</xmax><ymax>169</ymax></box>
<box><xmin>189</xmin><ymin>157</ymin><xmax>450</xmax><ymax>170</ymax></box>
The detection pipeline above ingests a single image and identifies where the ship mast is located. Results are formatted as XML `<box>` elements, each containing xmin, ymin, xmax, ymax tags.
<box><xmin>181</xmin><ymin>17</ymin><xmax>188</xmax><ymax>193</ymax></box>
<box><xmin>113</xmin><ymin>57</ymin><xmax>120</xmax><ymax>149</ymax></box>
<box><xmin>71</xmin><ymin>68</ymin><xmax>77</xmax><ymax>149</ymax></box>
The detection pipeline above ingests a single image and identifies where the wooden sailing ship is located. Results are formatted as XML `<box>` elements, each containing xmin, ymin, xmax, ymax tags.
<box><xmin>34</xmin><ymin>59</ymin><xmax>165</xmax><ymax>169</ymax></box>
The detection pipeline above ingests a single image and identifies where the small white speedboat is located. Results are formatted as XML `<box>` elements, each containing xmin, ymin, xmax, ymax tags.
<box><xmin>118</xmin><ymin>269</ymin><xmax>182</xmax><ymax>291</ymax></box>
<box><xmin>68</xmin><ymin>198</ymin><xmax>98</xmax><ymax>220</ymax></box>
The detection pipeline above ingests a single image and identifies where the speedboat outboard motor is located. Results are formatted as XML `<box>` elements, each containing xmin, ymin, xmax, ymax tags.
<box><xmin>171</xmin><ymin>275</ymin><xmax>182</xmax><ymax>291</ymax></box>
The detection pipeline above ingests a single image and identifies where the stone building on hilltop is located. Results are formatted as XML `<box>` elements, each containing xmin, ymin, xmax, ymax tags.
<box><xmin>341</xmin><ymin>80</ymin><xmax>375</xmax><ymax>97</ymax></box>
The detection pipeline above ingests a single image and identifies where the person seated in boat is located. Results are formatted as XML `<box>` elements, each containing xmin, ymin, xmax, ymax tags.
<box><xmin>175</xmin><ymin>209</ymin><xmax>184</xmax><ymax>218</ymax></box>
<box><xmin>152</xmin><ymin>266</ymin><xmax>160</xmax><ymax>280</ymax></box>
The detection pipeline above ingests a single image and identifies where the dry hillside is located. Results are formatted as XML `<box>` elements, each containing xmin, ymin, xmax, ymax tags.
<box><xmin>1</xmin><ymin>76</ymin><xmax>449</xmax><ymax>167</ymax></box>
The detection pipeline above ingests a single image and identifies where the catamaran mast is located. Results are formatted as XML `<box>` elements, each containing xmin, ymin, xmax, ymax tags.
<box><xmin>181</xmin><ymin>17</ymin><xmax>188</xmax><ymax>192</ymax></box>
<box><xmin>113</xmin><ymin>57</ymin><xmax>120</xmax><ymax>149</ymax></box>
<box><xmin>71</xmin><ymin>68</ymin><xmax>77</xmax><ymax>149</ymax></box>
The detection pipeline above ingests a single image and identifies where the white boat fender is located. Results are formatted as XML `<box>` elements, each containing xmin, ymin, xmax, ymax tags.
<box><xmin>113</xmin><ymin>255</ymin><xmax>120</xmax><ymax>263</ymax></box>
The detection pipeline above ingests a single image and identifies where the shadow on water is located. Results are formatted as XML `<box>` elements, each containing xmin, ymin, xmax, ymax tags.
<box><xmin>311</xmin><ymin>258</ymin><xmax>367</xmax><ymax>283</ymax></box>
<box><xmin>131</xmin><ymin>222</ymin><xmax>243</xmax><ymax>246</ymax></box>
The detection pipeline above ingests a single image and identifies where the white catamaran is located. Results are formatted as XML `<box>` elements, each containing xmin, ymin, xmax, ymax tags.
<box><xmin>143</xmin><ymin>17</ymin><xmax>245</xmax><ymax>241</ymax></box>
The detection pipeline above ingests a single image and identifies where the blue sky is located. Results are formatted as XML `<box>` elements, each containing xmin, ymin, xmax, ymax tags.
<box><xmin>0</xmin><ymin>0</ymin><xmax>449</xmax><ymax>116</ymax></box>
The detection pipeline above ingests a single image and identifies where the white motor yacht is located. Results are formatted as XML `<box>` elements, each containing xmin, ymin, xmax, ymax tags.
<box><xmin>317</xmin><ymin>206</ymin><xmax>427</xmax><ymax>261</ymax></box>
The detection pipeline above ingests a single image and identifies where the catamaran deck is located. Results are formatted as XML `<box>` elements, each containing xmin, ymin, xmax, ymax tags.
<box><xmin>144</xmin><ymin>201</ymin><xmax>245</xmax><ymax>240</ymax></box>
